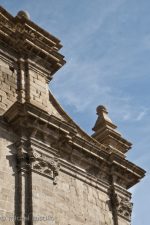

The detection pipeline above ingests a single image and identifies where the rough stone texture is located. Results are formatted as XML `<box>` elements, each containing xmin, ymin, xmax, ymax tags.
<box><xmin>0</xmin><ymin>123</ymin><xmax>17</xmax><ymax>225</ymax></box>
<box><xmin>32</xmin><ymin>172</ymin><xmax>113</xmax><ymax>225</ymax></box>
<box><xmin>0</xmin><ymin>6</ymin><xmax>145</xmax><ymax>225</ymax></box>
<box><xmin>28</xmin><ymin>69</ymin><xmax>50</xmax><ymax>109</ymax></box>
<box><xmin>28</xmin><ymin>69</ymin><xmax>64</xmax><ymax>119</ymax></box>
<box><xmin>0</xmin><ymin>59</ymin><xmax>17</xmax><ymax>114</ymax></box>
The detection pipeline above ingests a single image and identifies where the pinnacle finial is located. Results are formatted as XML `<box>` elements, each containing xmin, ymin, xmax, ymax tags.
<box><xmin>92</xmin><ymin>105</ymin><xmax>132</xmax><ymax>156</ymax></box>
<box><xmin>96</xmin><ymin>105</ymin><xmax>108</xmax><ymax>115</ymax></box>
<box><xmin>16</xmin><ymin>10</ymin><xmax>30</xmax><ymax>20</ymax></box>
<box><xmin>95</xmin><ymin>105</ymin><xmax>112</xmax><ymax>124</ymax></box>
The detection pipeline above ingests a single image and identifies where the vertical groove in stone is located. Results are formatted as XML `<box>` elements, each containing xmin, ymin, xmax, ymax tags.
<box><xmin>15</xmin><ymin>169</ymin><xmax>23</xmax><ymax>225</ymax></box>
<box><xmin>25</xmin><ymin>169</ymin><xmax>33</xmax><ymax>225</ymax></box>
<box><xmin>109</xmin><ymin>166</ymin><xmax>119</xmax><ymax>225</ymax></box>
<box><xmin>16</xmin><ymin>59</ymin><xmax>25</xmax><ymax>104</ymax></box>
<box><xmin>110</xmin><ymin>186</ymin><xmax>119</xmax><ymax>225</ymax></box>
<box><xmin>24</xmin><ymin>60</ymin><xmax>30</xmax><ymax>103</ymax></box>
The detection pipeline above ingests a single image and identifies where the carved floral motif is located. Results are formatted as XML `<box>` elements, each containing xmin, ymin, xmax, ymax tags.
<box><xmin>32</xmin><ymin>154</ymin><xmax>60</xmax><ymax>185</ymax></box>
<box><xmin>16</xmin><ymin>148</ymin><xmax>60</xmax><ymax>185</ymax></box>
<box><xmin>113</xmin><ymin>193</ymin><xmax>133</xmax><ymax>221</ymax></box>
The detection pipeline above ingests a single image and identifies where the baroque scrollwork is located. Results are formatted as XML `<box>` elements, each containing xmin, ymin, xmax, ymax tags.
<box><xmin>16</xmin><ymin>147</ymin><xmax>60</xmax><ymax>185</ymax></box>
<box><xmin>31</xmin><ymin>153</ymin><xmax>60</xmax><ymax>185</ymax></box>
<box><xmin>113</xmin><ymin>193</ymin><xmax>133</xmax><ymax>221</ymax></box>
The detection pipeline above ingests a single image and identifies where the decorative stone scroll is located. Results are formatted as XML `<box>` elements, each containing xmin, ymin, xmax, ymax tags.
<box><xmin>16</xmin><ymin>149</ymin><xmax>60</xmax><ymax>185</ymax></box>
<box><xmin>113</xmin><ymin>193</ymin><xmax>133</xmax><ymax>221</ymax></box>
<box><xmin>31</xmin><ymin>151</ymin><xmax>60</xmax><ymax>185</ymax></box>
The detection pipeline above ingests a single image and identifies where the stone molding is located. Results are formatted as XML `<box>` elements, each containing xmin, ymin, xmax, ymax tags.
<box><xmin>4</xmin><ymin>101</ymin><xmax>145</xmax><ymax>190</ymax></box>
<box><xmin>0</xmin><ymin>6</ymin><xmax>66</xmax><ymax>80</ymax></box>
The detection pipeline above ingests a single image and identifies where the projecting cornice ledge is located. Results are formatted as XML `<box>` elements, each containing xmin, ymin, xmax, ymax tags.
<box><xmin>3</xmin><ymin>101</ymin><xmax>146</xmax><ymax>190</ymax></box>
<box><xmin>109</xmin><ymin>153</ymin><xmax>146</xmax><ymax>189</ymax></box>
<box><xmin>0</xmin><ymin>6</ymin><xmax>66</xmax><ymax>79</ymax></box>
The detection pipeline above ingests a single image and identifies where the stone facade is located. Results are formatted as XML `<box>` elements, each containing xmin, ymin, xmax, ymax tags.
<box><xmin>0</xmin><ymin>59</ymin><xmax>17</xmax><ymax>114</ymax></box>
<box><xmin>0</xmin><ymin>6</ymin><xmax>145</xmax><ymax>225</ymax></box>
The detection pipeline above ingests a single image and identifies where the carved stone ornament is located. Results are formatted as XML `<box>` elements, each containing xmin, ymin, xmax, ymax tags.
<box><xmin>0</xmin><ymin>13</ymin><xmax>49</xmax><ymax>46</ymax></box>
<box><xmin>113</xmin><ymin>193</ymin><xmax>133</xmax><ymax>221</ymax></box>
<box><xmin>0</xmin><ymin>6</ymin><xmax>66</xmax><ymax>80</ymax></box>
<box><xmin>16</xmin><ymin>150</ymin><xmax>60</xmax><ymax>185</ymax></box>
<box><xmin>32</xmin><ymin>156</ymin><xmax>60</xmax><ymax>185</ymax></box>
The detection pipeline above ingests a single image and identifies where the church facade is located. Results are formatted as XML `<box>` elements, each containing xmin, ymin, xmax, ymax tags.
<box><xmin>0</xmin><ymin>6</ymin><xmax>145</xmax><ymax>225</ymax></box>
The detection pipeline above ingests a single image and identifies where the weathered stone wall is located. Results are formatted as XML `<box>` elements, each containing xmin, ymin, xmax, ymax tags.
<box><xmin>32</xmin><ymin>171</ymin><xmax>113</xmax><ymax>225</ymax></box>
<box><xmin>0</xmin><ymin>123</ymin><xmax>132</xmax><ymax>225</ymax></box>
<box><xmin>0</xmin><ymin>57</ymin><xmax>132</xmax><ymax>225</ymax></box>
<box><xmin>0</xmin><ymin>122</ymin><xmax>17</xmax><ymax>225</ymax></box>
<box><xmin>0</xmin><ymin>59</ymin><xmax>17</xmax><ymax>115</ymax></box>
<box><xmin>28</xmin><ymin>67</ymin><xmax>64</xmax><ymax>119</ymax></box>
<box><xmin>28</xmin><ymin>69</ymin><xmax>49</xmax><ymax>110</ymax></box>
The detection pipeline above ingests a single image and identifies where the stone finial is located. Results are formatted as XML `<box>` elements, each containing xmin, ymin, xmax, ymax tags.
<box><xmin>92</xmin><ymin>105</ymin><xmax>132</xmax><ymax>157</ymax></box>
<box><xmin>96</xmin><ymin>105</ymin><xmax>108</xmax><ymax>115</ymax></box>
<box><xmin>93</xmin><ymin>105</ymin><xmax>116</xmax><ymax>132</ymax></box>
<box><xmin>16</xmin><ymin>10</ymin><xmax>30</xmax><ymax>20</ymax></box>
<box><xmin>96</xmin><ymin>105</ymin><xmax>113</xmax><ymax>123</ymax></box>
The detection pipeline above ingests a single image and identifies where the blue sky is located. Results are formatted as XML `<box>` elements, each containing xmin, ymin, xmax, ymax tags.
<box><xmin>0</xmin><ymin>0</ymin><xmax>149</xmax><ymax>224</ymax></box>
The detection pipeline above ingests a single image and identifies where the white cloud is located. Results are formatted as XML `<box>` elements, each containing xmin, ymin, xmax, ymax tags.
<box><xmin>136</xmin><ymin>111</ymin><xmax>147</xmax><ymax>121</ymax></box>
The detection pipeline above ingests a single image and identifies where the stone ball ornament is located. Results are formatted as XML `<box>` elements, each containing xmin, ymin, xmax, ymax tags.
<box><xmin>16</xmin><ymin>10</ymin><xmax>30</xmax><ymax>20</ymax></box>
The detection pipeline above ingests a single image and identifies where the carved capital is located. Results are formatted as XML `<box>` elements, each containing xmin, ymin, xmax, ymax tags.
<box><xmin>16</xmin><ymin>152</ymin><xmax>31</xmax><ymax>173</ymax></box>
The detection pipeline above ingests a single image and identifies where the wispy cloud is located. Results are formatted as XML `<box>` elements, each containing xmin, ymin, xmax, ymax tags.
<box><xmin>136</xmin><ymin>111</ymin><xmax>147</xmax><ymax>121</ymax></box>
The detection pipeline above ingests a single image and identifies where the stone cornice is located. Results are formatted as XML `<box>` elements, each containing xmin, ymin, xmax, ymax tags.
<box><xmin>92</xmin><ymin>127</ymin><xmax>132</xmax><ymax>156</ymax></box>
<box><xmin>0</xmin><ymin>6</ymin><xmax>66</xmax><ymax>80</ymax></box>
<box><xmin>60</xmin><ymin>158</ymin><xmax>109</xmax><ymax>193</ymax></box>
<box><xmin>3</xmin><ymin>101</ymin><xmax>107</xmax><ymax>151</ymax></box>
<box><xmin>3</xmin><ymin>101</ymin><xmax>146</xmax><ymax>190</ymax></box>
<box><xmin>109</xmin><ymin>154</ymin><xmax>145</xmax><ymax>189</ymax></box>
